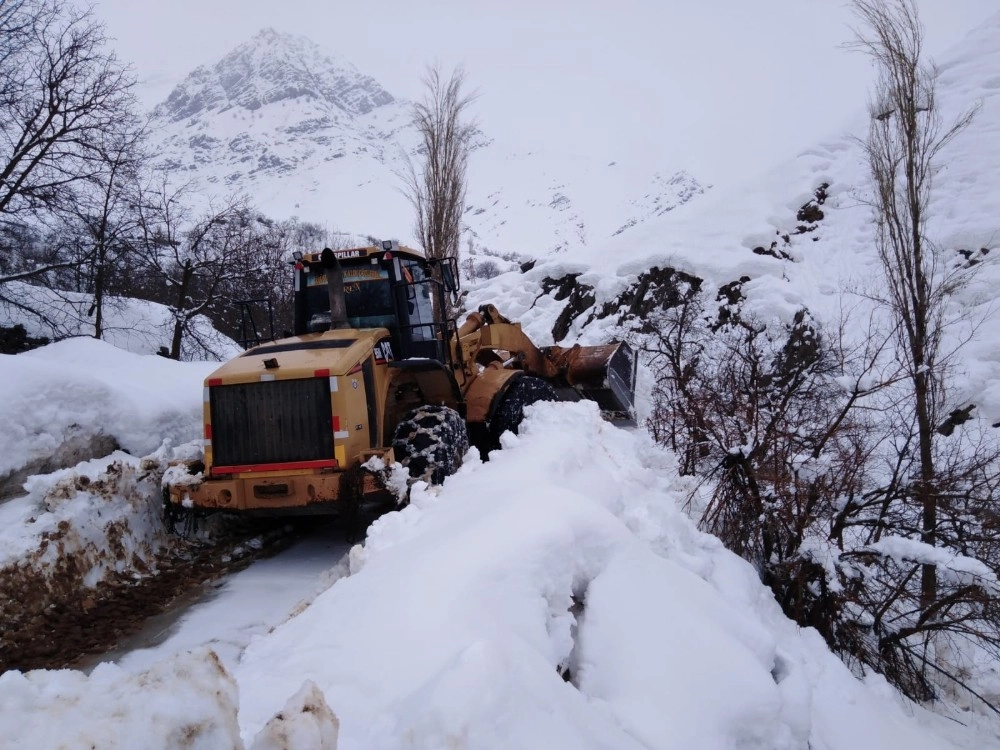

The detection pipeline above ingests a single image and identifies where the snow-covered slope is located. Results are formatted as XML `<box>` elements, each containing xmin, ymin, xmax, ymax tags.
<box><xmin>147</xmin><ymin>29</ymin><xmax>707</xmax><ymax>255</ymax></box>
<box><xmin>233</xmin><ymin>401</ymin><xmax>992</xmax><ymax>749</ymax></box>
<box><xmin>467</xmin><ymin>10</ymin><xmax>1000</xmax><ymax>421</ymax></box>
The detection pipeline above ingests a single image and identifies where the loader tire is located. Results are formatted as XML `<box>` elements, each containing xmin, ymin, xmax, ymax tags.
<box><xmin>488</xmin><ymin>375</ymin><xmax>558</xmax><ymax>448</ymax></box>
<box><xmin>392</xmin><ymin>405</ymin><xmax>469</xmax><ymax>486</ymax></box>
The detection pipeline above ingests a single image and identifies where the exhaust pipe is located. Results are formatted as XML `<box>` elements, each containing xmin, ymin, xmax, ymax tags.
<box><xmin>320</xmin><ymin>247</ymin><xmax>348</xmax><ymax>330</ymax></box>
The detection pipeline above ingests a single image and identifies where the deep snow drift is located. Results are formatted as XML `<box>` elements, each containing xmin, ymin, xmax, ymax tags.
<box><xmin>0</xmin><ymin>336</ymin><xmax>218</xmax><ymax>499</ymax></box>
<box><xmin>234</xmin><ymin>401</ymin><xmax>995</xmax><ymax>749</ymax></box>
<box><xmin>0</xmin><ymin>341</ymin><xmax>996</xmax><ymax>748</ymax></box>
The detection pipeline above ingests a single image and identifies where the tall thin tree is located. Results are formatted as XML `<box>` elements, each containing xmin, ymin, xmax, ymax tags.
<box><xmin>851</xmin><ymin>0</ymin><xmax>979</xmax><ymax>607</ymax></box>
<box><xmin>73</xmin><ymin>119</ymin><xmax>147</xmax><ymax>338</ymax></box>
<box><xmin>403</xmin><ymin>65</ymin><xmax>475</xmax><ymax>319</ymax></box>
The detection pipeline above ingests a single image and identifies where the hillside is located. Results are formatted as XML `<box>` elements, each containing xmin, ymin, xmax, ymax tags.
<box><xmin>454</xmin><ymin>7</ymin><xmax>1000</xmax><ymax>725</ymax></box>
<box><xmin>470</xmin><ymin>10</ymin><xmax>1000</xmax><ymax>420</ymax></box>
<box><xmin>147</xmin><ymin>29</ymin><xmax>708</xmax><ymax>256</ymax></box>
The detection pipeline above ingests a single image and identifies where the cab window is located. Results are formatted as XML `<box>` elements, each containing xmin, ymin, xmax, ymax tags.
<box><xmin>401</xmin><ymin>259</ymin><xmax>435</xmax><ymax>341</ymax></box>
<box><xmin>305</xmin><ymin>264</ymin><xmax>395</xmax><ymax>332</ymax></box>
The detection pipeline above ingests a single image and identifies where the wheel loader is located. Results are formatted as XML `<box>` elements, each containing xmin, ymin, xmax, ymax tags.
<box><xmin>164</xmin><ymin>241</ymin><xmax>636</xmax><ymax>522</ymax></box>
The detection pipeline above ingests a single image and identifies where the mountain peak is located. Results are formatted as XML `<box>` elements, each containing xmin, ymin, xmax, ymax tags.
<box><xmin>153</xmin><ymin>28</ymin><xmax>395</xmax><ymax>123</ymax></box>
<box><xmin>250</xmin><ymin>27</ymin><xmax>284</xmax><ymax>42</ymax></box>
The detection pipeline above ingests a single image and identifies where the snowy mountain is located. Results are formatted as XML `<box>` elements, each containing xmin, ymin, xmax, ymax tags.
<box><xmin>147</xmin><ymin>29</ymin><xmax>708</xmax><ymax>255</ymax></box>
<box><xmin>154</xmin><ymin>29</ymin><xmax>395</xmax><ymax>122</ymax></box>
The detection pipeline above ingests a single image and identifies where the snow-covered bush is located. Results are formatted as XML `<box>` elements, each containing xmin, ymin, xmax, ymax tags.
<box><xmin>643</xmin><ymin>280</ymin><xmax>1000</xmax><ymax>709</ymax></box>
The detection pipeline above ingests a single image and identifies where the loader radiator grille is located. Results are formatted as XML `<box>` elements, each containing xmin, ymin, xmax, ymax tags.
<box><xmin>209</xmin><ymin>379</ymin><xmax>333</xmax><ymax>468</ymax></box>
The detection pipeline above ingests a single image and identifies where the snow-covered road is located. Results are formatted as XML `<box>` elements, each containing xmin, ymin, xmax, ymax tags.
<box><xmin>82</xmin><ymin>526</ymin><xmax>351</xmax><ymax>676</ymax></box>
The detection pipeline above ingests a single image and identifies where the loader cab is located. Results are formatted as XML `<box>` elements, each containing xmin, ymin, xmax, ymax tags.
<box><xmin>293</xmin><ymin>243</ymin><xmax>459</xmax><ymax>363</ymax></box>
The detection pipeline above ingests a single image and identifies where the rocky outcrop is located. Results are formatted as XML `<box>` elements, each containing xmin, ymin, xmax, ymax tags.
<box><xmin>752</xmin><ymin>182</ymin><xmax>830</xmax><ymax>259</ymax></box>
<box><xmin>537</xmin><ymin>267</ymin><xmax>707</xmax><ymax>343</ymax></box>
<box><xmin>612</xmin><ymin>171</ymin><xmax>708</xmax><ymax>237</ymax></box>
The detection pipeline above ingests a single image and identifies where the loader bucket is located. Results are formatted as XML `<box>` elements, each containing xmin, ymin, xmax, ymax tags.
<box><xmin>564</xmin><ymin>341</ymin><xmax>637</xmax><ymax>419</ymax></box>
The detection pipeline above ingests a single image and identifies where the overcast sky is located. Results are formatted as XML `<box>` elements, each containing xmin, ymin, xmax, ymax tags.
<box><xmin>86</xmin><ymin>0</ymin><xmax>997</xmax><ymax>187</ymax></box>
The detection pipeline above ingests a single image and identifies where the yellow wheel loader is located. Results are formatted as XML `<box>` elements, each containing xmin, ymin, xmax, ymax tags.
<box><xmin>164</xmin><ymin>241</ymin><xmax>635</xmax><ymax>523</ymax></box>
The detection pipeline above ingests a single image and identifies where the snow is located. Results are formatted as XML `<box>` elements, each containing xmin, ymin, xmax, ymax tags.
<box><xmin>249</xmin><ymin>681</ymin><xmax>339</xmax><ymax>750</ymax></box>
<box><xmin>0</xmin><ymin>451</ymin><xmax>162</xmax><ymax>583</ymax></box>
<box><xmin>865</xmin><ymin>537</ymin><xmax>999</xmax><ymax>589</ymax></box>
<box><xmin>2</xmin><ymin>9</ymin><xmax>1000</xmax><ymax>750</ymax></box>
<box><xmin>0</xmin><ymin>337</ymin><xmax>216</xmax><ymax>486</ymax></box>
<box><xmin>0</xmin><ymin>361</ymin><xmax>994</xmax><ymax>747</ymax></box>
<box><xmin>0</xmin><ymin>649</ymin><xmax>243</xmax><ymax>749</ymax></box>
<box><xmin>0</xmin><ymin>333</ymin><xmax>989</xmax><ymax>747</ymax></box>
<box><xmin>576</xmin><ymin>547</ymin><xmax>789</xmax><ymax>749</ymax></box>
<box><xmin>105</xmin><ymin>532</ymin><xmax>351</xmax><ymax>676</ymax></box>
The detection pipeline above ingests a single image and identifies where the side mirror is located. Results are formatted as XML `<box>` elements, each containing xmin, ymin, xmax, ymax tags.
<box><xmin>440</xmin><ymin>257</ymin><xmax>459</xmax><ymax>292</ymax></box>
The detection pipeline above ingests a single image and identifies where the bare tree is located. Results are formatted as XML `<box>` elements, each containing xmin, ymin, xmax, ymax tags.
<box><xmin>65</xmin><ymin>117</ymin><xmax>147</xmax><ymax>338</ymax></box>
<box><xmin>851</xmin><ymin>0</ymin><xmax>980</xmax><ymax>607</ymax></box>
<box><xmin>0</xmin><ymin>0</ymin><xmax>136</xmax><ymax>224</ymax></box>
<box><xmin>0</xmin><ymin>1</ymin><xmax>38</xmax><ymax>111</ymax></box>
<box><xmin>403</xmin><ymin>65</ymin><xmax>475</xmax><ymax>318</ymax></box>
<box><xmin>645</xmin><ymin>275</ymin><xmax>1000</xmax><ymax>706</ymax></box>
<box><xmin>133</xmin><ymin>183</ymin><xmax>257</xmax><ymax>359</ymax></box>
<box><xmin>0</xmin><ymin>0</ymin><xmax>140</xmax><ymax>340</ymax></box>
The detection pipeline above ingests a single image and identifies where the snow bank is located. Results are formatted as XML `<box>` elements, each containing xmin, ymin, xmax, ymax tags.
<box><xmin>0</xmin><ymin>341</ymin><xmax>215</xmax><ymax>673</ymax></box>
<box><xmin>249</xmin><ymin>681</ymin><xmax>339</xmax><ymax>750</ymax></box>
<box><xmin>0</xmin><ymin>648</ymin><xmax>345</xmax><ymax>750</ymax></box>
<box><xmin>578</xmin><ymin>547</ymin><xmax>788</xmax><ymax>749</ymax></box>
<box><xmin>0</xmin><ymin>337</ymin><xmax>215</xmax><ymax>491</ymax></box>
<box><xmin>0</xmin><ymin>280</ymin><xmax>241</xmax><ymax>361</ymax></box>
<box><xmin>0</xmin><ymin>649</ymin><xmax>242</xmax><ymax>750</ymax></box>
<box><xmin>234</xmin><ymin>401</ymin><xmax>989</xmax><ymax>749</ymax></box>
<box><xmin>0</xmin><ymin>451</ymin><xmax>168</xmax><ymax>579</ymax></box>
<box><xmin>0</xmin><ymin>447</ymin><xmax>189</xmax><ymax>676</ymax></box>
